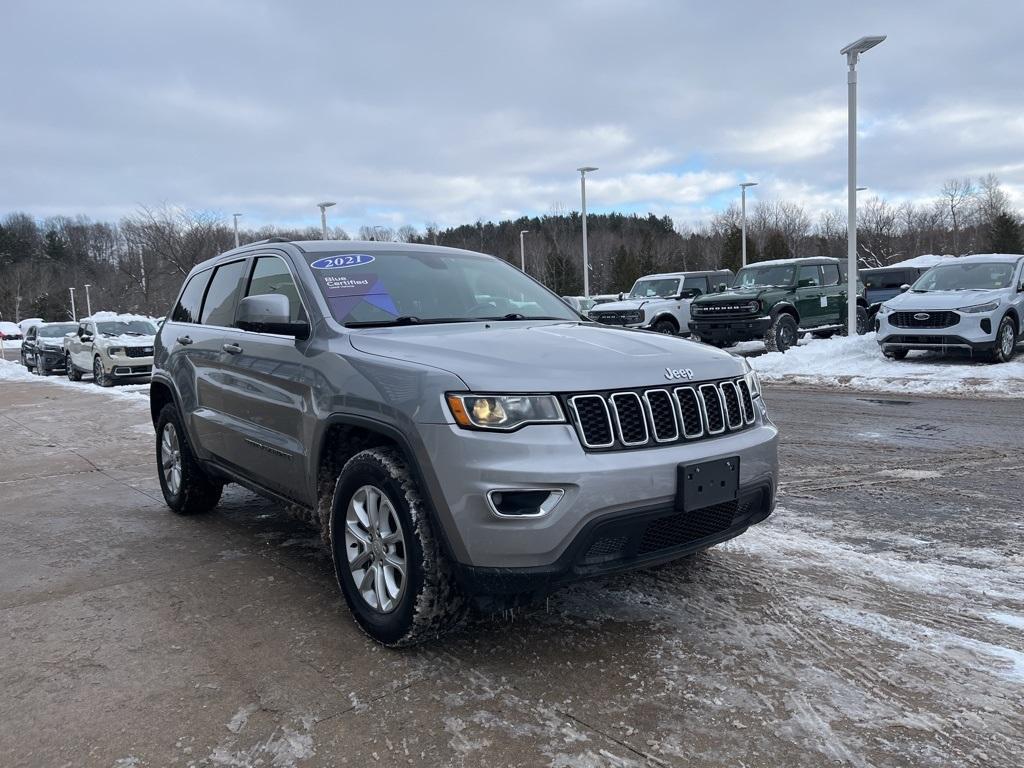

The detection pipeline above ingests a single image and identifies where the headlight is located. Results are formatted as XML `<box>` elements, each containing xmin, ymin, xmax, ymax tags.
<box><xmin>958</xmin><ymin>301</ymin><xmax>999</xmax><ymax>314</ymax></box>
<box><xmin>107</xmin><ymin>346</ymin><xmax>124</xmax><ymax>356</ymax></box>
<box><xmin>877</xmin><ymin>304</ymin><xmax>892</xmax><ymax>316</ymax></box>
<box><xmin>626</xmin><ymin>310</ymin><xmax>643</xmax><ymax>323</ymax></box>
<box><xmin>446</xmin><ymin>394</ymin><xmax>565</xmax><ymax>431</ymax></box>
<box><xmin>742</xmin><ymin>359</ymin><xmax>762</xmax><ymax>400</ymax></box>
<box><xmin>746</xmin><ymin>300</ymin><xmax>760</xmax><ymax>314</ymax></box>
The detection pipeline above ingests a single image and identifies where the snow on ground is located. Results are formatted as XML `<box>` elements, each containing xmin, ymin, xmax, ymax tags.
<box><xmin>740</xmin><ymin>332</ymin><xmax>1024</xmax><ymax>398</ymax></box>
<box><xmin>0</xmin><ymin>358</ymin><xmax>150</xmax><ymax>403</ymax></box>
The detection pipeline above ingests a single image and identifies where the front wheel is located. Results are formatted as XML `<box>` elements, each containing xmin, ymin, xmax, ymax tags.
<box><xmin>66</xmin><ymin>354</ymin><xmax>82</xmax><ymax>381</ymax></box>
<box><xmin>22</xmin><ymin>352</ymin><xmax>34</xmax><ymax>372</ymax></box>
<box><xmin>842</xmin><ymin>306</ymin><xmax>869</xmax><ymax>336</ymax></box>
<box><xmin>764</xmin><ymin>314</ymin><xmax>799</xmax><ymax>353</ymax></box>
<box><xmin>155</xmin><ymin>403</ymin><xmax>223</xmax><ymax>515</ymax></box>
<box><xmin>329</xmin><ymin>448</ymin><xmax>465</xmax><ymax>646</ymax></box>
<box><xmin>989</xmin><ymin>315</ymin><xmax>1018</xmax><ymax>363</ymax></box>
<box><xmin>93</xmin><ymin>356</ymin><xmax>113</xmax><ymax>387</ymax></box>
<box><xmin>650</xmin><ymin>318</ymin><xmax>678</xmax><ymax>335</ymax></box>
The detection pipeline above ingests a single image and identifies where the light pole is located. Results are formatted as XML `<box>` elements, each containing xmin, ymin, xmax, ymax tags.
<box><xmin>233</xmin><ymin>213</ymin><xmax>242</xmax><ymax>248</ymax></box>
<box><xmin>317</xmin><ymin>201</ymin><xmax>336</xmax><ymax>239</ymax></box>
<box><xmin>69</xmin><ymin>287</ymin><xmax>76</xmax><ymax>321</ymax></box>
<box><xmin>841</xmin><ymin>34</ymin><xmax>886</xmax><ymax>334</ymax></box>
<box><xmin>739</xmin><ymin>182</ymin><xmax>758</xmax><ymax>267</ymax></box>
<box><xmin>519</xmin><ymin>230</ymin><xmax>529</xmax><ymax>272</ymax></box>
<box><xmin>83</xmin><ymin>284</ymin><xmax>92</xmax><ymax>317</ymax></box>
<box><xmin>577</xmin><ymin>167</ymin><xmax>598</xmax><ymax>298</ymax></box>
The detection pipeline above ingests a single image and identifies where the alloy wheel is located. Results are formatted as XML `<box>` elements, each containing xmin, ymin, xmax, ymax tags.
<box><xmin>344</xmin><ymin>484</ymin><xmax>407</xmax><ymax>613</ymax></box>
<box><xmin>160</xmin><ymin>422</ymin><xmax>182</xmax><ymax>495</ymax></box>
<box><xmin>1000</xmin><ymin>322</ymin><xmax>1015</xmax><ymax>358</ymax></box>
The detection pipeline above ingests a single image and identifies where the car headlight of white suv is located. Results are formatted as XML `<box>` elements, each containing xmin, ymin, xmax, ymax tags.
<box><xmin>106</xmin><ymin>346</ymin><xmax>125</xmax><ymax>357</ymax></box>
<box><xmin>957</xmin><ymin>301</ymin><xmax>1000</xmax><ymax>314</ymax></box>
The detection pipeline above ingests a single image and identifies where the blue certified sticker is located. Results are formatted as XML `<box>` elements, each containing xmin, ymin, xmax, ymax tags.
<box><xmin>310</xmin><ymin>253</ymin><xmax>375</xmax><ymax>270</ymax></box>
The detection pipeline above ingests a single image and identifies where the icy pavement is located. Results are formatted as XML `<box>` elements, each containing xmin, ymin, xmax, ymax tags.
<box><xmin>1</xmin><ymin>371</ymin><xmax>1023</xmax><ymax>766</ymax></box>
<box><xmin>736</xmin><ymin>333</ymin><xmax>1024</xmax><ymax>398</ymax></box>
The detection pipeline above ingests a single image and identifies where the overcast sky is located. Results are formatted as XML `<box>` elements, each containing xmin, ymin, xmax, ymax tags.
<box><xmin>3</xmin><ymin>1</ymin><xmax>1022</xmax><ymax>232</ymax></box>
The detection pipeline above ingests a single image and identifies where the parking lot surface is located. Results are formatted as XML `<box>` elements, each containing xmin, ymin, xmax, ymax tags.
<box><xmin>1</xmin><ymin>377</ymin><xmax>1022</xmax><ymax>767</ymax></box>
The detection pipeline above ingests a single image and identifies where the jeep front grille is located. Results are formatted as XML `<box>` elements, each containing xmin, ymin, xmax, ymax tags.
<box><xmin>890</xmin><ymin>311</ymin><xmax>958</xmax><ymax>329</ymax></box>
<box><xmin>566</xmin><ymin>378</ymin><xmax>756</xmax><ymax>451</ymax></box>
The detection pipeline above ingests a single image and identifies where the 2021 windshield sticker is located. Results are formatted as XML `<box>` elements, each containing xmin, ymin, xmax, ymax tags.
<box><xmin>310</xmin><ymin>253</ymin><xmax>375</xmax><ymax>270</ymax></box>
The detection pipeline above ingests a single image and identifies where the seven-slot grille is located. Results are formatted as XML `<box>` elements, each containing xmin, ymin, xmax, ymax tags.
<box><xmin>889</xmin><ymin>311</ymin><xmax>958</xmax><ymax>329</ymax></box>
<box><xmin>567</xmin><ymin>378</ymin><xmax>756</xmax><ymax>451</ymax></box>
<box><xmin>691</xmin><ymin>301</ymin><xmax>758</xmax><ymax>318</ymax></box>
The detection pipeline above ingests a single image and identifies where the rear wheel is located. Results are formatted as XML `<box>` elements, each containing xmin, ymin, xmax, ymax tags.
<box><xmin>989</xmin><ymin>315</ymin><xmax>1018</xmax><ymax>363</ymax></box>
<box><xmin>66</xmin><ymin>353</ymin><xmax>82</xmax><ymax>381</ymax></box>
<box><xmin>155</xmin><ymin>403</ymin><xmax>222</xmax><ymax>515</ymax></box>
<box><xmin>329</xmin><ymin>447</ymin><xmax>465</xmax><ymax>646</ymax></box>
<box><xmin>842</xmin><ymin>305</ymin><xmax>869</xmax><ymax>336</ymax></box>
<box><xmin>764</xmin><ymin>314</ymin><xmax>799</xmax><ymax>353</ymax></box>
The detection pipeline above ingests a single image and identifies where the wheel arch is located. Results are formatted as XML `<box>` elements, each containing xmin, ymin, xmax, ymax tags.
<box><xmin>649</xmin><ymin>312</ymin><xmax>680</xmax><ymax>330</ymax></box>
<box><xmin>770</xmin><ymin>302</ymin><xmax>800</xmax><ymax>324</ymax></box>
<box><xmin>149</xmin><ymin>377</ymin><xmax>178</xmax><ymax>426</ymax></box>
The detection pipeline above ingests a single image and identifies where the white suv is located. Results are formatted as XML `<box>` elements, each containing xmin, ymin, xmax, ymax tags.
<box><xmin>588</xmin><ymin>270</ymin><xmax>733</xmax><ymax>336</ymax></box>
<box><xmin>876</xmin><ymin>254</ymin><xmax>1024</xmax><ymax>363</ymax></box>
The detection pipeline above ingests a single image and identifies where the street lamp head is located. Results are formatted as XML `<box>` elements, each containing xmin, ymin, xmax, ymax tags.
<box><xmin>520</xmin><ymin>229</ymin><xmax>530</xmax><ymax>236</ymax></box>
<box><xmin>317</xmin><ymin>201</ymin><xmax>336</xmax><ymax>210</ymax></box>
<box><xmin>841</xmin><ymin>35</ymin><xmax>886</xmax><ymax>57</ymax></box>
<box><xmin>233</xmin><ymin>212</ymin><xmax>243</xmax><ymax>218</ymax></box>
<box><xmin>856</xmin><ymin>186</ymin><xmax>868</xmax><ymax>192</ymax></box>
<box><xmin>577</xmin><ymin>166</ymin><xmax>598</xmax><ymax>174</ymax></box>
<box><xmin>740</xmin><ymin>181</ymin><xmax>758</xmax><ymax>189</ymax></box>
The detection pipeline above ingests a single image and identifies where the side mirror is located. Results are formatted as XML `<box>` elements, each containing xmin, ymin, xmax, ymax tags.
<box><xmin>717</xmin><ymin>282</ymin><xmax>728</xmax><ymax>292</ymax></box>
<box><xmin>900</xmin><ymin>284</ymin><xmax>911</xmax><ymax>293</ymax></box>
<box><xmin>236</xmin><ymin>294</ymin><xmax>310</xmax><ymax>339</ymax></box>
<box><xmin>80</xmin><ymin>333</ymin><xmax>93</xmax><ymax>342</ymax></box>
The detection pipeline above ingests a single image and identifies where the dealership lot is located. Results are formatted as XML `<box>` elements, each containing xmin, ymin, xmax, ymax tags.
<box><xmin>1</xmin><ymin>373</ymin><xmax>1021</xmax><ymax>767</ymax></box>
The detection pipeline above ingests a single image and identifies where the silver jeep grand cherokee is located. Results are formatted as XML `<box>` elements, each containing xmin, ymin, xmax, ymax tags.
<box><xmin>151</xmin><ymin>240</ymin><xmax>778</xmax><ymax>646</ymax></box>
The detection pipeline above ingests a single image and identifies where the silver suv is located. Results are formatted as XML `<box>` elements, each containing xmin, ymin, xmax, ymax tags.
<box><xmin>151</xmin><ymin>240</ymin><xmax>779</xmax><ymax>645</ymax></box>
<box><xmin>876</xmin><ymin>254</ymin><xmax>1024</xmax><ymax>363</ymax></box>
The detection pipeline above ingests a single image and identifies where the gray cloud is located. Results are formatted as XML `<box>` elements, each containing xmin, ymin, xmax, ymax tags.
<box><xmin>2</xmin><ymin>0</ymin><xmax>1021</xmax><ymax>230</ymax></box>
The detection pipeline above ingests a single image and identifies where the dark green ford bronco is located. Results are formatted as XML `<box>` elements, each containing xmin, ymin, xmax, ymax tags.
<box><xmin>689</xmin><ymin>257</ymin><xmax>867</xmax><ymax>352</ymax></box>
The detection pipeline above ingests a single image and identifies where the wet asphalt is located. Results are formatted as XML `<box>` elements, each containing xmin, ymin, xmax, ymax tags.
<box><xmin>0</xmin><ymin>374</ymin><xmax>1022</xmax><ymax>768</ymax></box>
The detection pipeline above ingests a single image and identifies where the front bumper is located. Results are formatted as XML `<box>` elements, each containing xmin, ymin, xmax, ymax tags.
<box><xmin>876</xmin><ymin>311</ymin><xmax>1000</xmax><ymax>353</ymax></box>
<box><xmin>101</xmin><ymin>353</ymin><xmax>154</xmax><ymax>378</ymax></box>
<box><xmin>32</xmin><ymin>347</ymin><xmax>67</xmax><ymax>370</ymax></box>
<box><xmin>690</xmin><ymin>317</ymin><xmax>771</xmax><ymax>344</ymax></box>
<box><xmin>416</xmin><ymin>408</ymin><xmax>778</xmax><ymax>580</ymax></box>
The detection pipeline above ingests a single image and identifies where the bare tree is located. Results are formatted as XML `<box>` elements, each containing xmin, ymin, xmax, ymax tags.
<box><xmin>941</xmin><ymin>177</ymin><xmax>976</xmax><ymax>254</ymax></box>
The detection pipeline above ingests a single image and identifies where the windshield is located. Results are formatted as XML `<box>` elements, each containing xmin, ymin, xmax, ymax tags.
<box><xmin>39</xmin><ymin>323</ymin><xmax>77</xmax><ymax>338</ymax></box>
<box><xmin>96</xmin><ymin>320</ymin><xmax>157</xmax><ymax>336</ymax></box>
<box><xmin>306</xmin><ymin>250</ymin><xmax>580</xmax><ymax>326</ymax></box>
<box><xmin>628</xmin><ymin>278</ymin><xmax>680</xmax><ymax>299</ymax></box>
<box><xmin>912</xmin><ymin>262</ymin><xmax>1015</xmax><ymax>292</ymax></box>
<box><xmin>733</xmin><ymin>265</ymin><xmax>796</xmax><ymax>288</ymax></box>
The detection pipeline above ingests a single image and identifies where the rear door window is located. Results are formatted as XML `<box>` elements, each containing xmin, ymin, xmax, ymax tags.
<box><xmin>684</xmin><ymin>276</ymin><xmax>709</xmax><ymax>296</ymax></box>
<box><xmin>172</xmin><ymin>270</ymin><xmax>212</xmax><ymax>324</ymax></box>
<box><xmin>200</xmin><ymin>260</ymin><xmax>247</xmax><ymax>327</ymax></box>
<box><xmin>821</xmin><ymin>264</ymin><xmax>841</xmax><ymax>286</ymax></box>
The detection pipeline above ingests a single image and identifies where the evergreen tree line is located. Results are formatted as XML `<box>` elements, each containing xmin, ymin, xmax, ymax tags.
<box><xmin>1</xmin><ymin>175</ymin><xmax>1020</xmax><ymax>323</ymax></box>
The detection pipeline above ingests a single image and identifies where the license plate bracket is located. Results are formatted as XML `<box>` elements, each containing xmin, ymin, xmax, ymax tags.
<box><xmin>676</xmin><ymin>456</ymin><xmax>739</xmax><ymax>511</ymax></box>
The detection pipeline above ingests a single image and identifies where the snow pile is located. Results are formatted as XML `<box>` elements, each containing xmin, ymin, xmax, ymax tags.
<box><xmin>0</xmin><ymin>358</ymin><xmax>149</xmax><ymax>401</ymax></box>
<box><xmin>885</xmin><ymin>254</ymin><xmax>957</xmax><ymax>269</ymax></box>
<box><xmin>746</xmin><ymin>333</ymin><xmax>1024</xmax><ymax>398</ymax></box>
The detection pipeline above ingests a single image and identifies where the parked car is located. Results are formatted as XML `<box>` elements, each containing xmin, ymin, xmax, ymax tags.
<box><xmin>588</xmin><ymin>270</ymin><xmax>733</xmax><ymax>335</ymax></box>
<box><xmin>150</xmin><ymin>240</ymin><xmax>779</xmax><ymax>646</ymax></box>
<box><xmin>876</xmin><ymin>254</ymin><xmax>1024</xmax><ymax>363</ymax></box>
<box><xmin>64</xmin><ymin>313</ymin><xmax>158</xmax><ymax>386</ymax></box>
<box><xmin>21</xmin><ymin>322</ymin><xmax>78</xmax><ymax>375</ymax></box>
<box><xmin>862</xmin><ymin>265</ymin><xmax>931</xmax><ymax>325</ymax></box>
<box><xmin>0</xmin><ymin>321</ymin><xmax>24</xmax><ymax>342</ymax></box>
<box><xmin>689</xmin><ymin>257</ymin><xmax>867</xmax><ymax>352</ymax></box>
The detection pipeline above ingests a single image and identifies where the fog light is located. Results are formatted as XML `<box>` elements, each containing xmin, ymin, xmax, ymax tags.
<box><xmin>486</xmin><ymin>489</ymin><xmax>564</xmax><ymax>518</ymax></box>
<box><xmin>981</xmin><ymin>318</ymin><xmax>991</xmax><ymax>334</ymax></box>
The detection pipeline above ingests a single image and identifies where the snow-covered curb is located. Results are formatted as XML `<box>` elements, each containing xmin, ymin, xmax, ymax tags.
<box><xmin>744</xmin><ymin>333</ymin><xmax>1024</xmax><ymax>398</ymax></box>
<box><xmin>0</xmin><ymin>358</ymin><xmax>150</xmax><ymax>403</ymax></box>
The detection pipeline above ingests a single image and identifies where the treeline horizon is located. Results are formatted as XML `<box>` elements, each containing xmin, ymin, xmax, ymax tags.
<box><xmin>1</xmin><ymin>174</ymin><xmax>1021</xmax><ymax>322</ymax></box>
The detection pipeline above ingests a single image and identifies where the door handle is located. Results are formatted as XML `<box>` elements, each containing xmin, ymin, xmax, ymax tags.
<box><xmin>222</xmin><ymin>343</ymin><xmax>243</xmax><ymax>355</ymax></box>
<box><xmin>176</xmin><ymin>335</ymin><xmax>193</xmax><ymax>346</ymax></box>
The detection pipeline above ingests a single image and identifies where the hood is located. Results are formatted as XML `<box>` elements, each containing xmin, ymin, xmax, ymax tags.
<box><xmin>693</xmin><ymin>286</ymin><xmax>774</xmax><ymax>303</ymax></box>
<box><xmin>884</xmin><ymin>289</ymin><xmax>1004</xmax><ymax>311</ymax></box>
<box><xmin>95</xmin><ymin>333</ymin><xmax>156</xmax><ymax>347</ymax></box>
<box><xmin>591</xmin><ymin>297</ymin><xmax>683</xmax><ymax>313</ymax></box>
<box><xmin>348</xmin><ymin>321</ymin><xmax>744</xmax><ymax>391</ymax></box>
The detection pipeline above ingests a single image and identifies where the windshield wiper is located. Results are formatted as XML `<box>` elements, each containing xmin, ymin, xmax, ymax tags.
<box><xmin>344</xmin><ymin>316</ymin><xmax>476</xmax><ymax>328</ymax></box>
<box><xmin>484</xmin><ymin>314</ymin><xmax>569</xmax><ymax>321</ymax></box>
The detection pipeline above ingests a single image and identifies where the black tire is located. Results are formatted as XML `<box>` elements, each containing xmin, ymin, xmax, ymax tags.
<box><xmin>811</xmin><ymin>330</ymin><xmax>836</xmax><ymax>339</ymax></box>
<box><xmin>22</xmin><ymin>352</ymin><xmax>34</xmax><ymax>372</ymax></box>
<box><xmin>155</xmin><ymin>403</ymin><xmax>223</xmax><ymax>515</ymax></box>
<box><xmin>650</xmin><ymin>318</ymin><xmax>678</xmax><ymax>335</ymax></box>
<box><xmin>93</xmin><ymin>356</ymin><xmax>114</xmax><ymax>387</ymax></box>
<box><xmin>329</xmin><ymin>447</ymin><xmax>466</xmax><ymax>647</ymax></box>
<box><xmin>66</xmin><ymin>353</ymin><xmax>82</xmax><ymax>381</ymax></box>
<box><xmin>842</xmin><ymin>305</ymin><xmax>869</xmax><ymax>336</ymax></box>
<box><xmin>883</xmin><ymin>349</ymin><xmax>909</xmax><ymax>361</ymax></box>
<box><xmin>989</xmin><ymin>315</ymin><xmax>1018</xmax><ymax>363</ymax></box>
<box><xmin>764</xmin><ymin>313</ymin><xmax>799</xmax><ymax>353</ymax></box>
